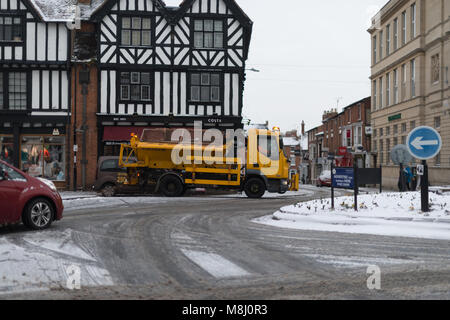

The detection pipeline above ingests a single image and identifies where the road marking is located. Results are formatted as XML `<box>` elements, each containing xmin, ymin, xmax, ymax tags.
<box><xmin>181</xmin><ymin>249</ymin><xmax>250</xmax><ymax>279</ymax></box>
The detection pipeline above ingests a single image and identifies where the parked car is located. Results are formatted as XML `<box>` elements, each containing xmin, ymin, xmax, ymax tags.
<box><xmin>317</xmin><ymin>170</ymin><xmax>332</xmax><ymax>187</ymax></box>
<box><xmin>93</xmin><ymin>156</ymin><xmax>140</xmax><ymax>197</ymax></box>
<box><xmin>0</xmin><ymin>160</ymin><xmax>63</xmax><ymax>230</ymax></box>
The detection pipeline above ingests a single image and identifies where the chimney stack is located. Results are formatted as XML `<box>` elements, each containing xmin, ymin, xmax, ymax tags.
<box><xmin>301</xmin><ymin>121</ymin><xmax>305</xmax><ymax>136</ymax></box>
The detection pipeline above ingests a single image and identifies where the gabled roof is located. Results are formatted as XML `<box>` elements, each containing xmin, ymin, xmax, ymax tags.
<box><xmin>170</xmin><ymin>0</ymin><xmax>252</xmax><ymax>59</ymax></box>
<box><xmin>90</xmin><ymin>0</ymin><xmax>168</xmax><ymax>21</ymax></box>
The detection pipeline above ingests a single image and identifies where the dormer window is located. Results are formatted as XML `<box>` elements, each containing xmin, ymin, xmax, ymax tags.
<box><xmin>0</xmin><ymin>17</ymin><xmax>23</xmax><ymax>42</ymax></box>
<box><xmin>194</xmin><ymin>20</ymin><xmax>223</xmax><ymax>49</ymax></box>
<box><xmin>121</xmin><ymin>17</ymin><xmax>151</xmax><ymax>47</ymax></box>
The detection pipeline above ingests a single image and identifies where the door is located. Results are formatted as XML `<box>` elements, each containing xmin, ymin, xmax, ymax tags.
<box><xmin>0</xmin><ymin>163</ymin><xmax>26</xmax><ymax>223</ymax></box>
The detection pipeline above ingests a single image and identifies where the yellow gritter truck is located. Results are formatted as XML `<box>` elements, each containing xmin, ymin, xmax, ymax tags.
<box><xmin>118</xmin><ymin>128</ymin><xmax>291</xmax><ymax>198</ymax></box>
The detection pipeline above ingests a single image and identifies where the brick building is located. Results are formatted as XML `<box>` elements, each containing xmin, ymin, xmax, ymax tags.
<box><xmin>307</xmin><ymin>97</ymin><xmax>373</xmax><ymax>184</ymax></box>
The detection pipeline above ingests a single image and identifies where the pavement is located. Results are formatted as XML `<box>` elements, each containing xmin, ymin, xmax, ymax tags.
<box><xmin>0</xmin><ymin>185</ymin><xmax>449</xmax><ymax>300</ymax></box>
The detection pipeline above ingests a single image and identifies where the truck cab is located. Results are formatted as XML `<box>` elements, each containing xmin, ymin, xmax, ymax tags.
<box><xmin>243</xmin><ymin>129</ymin><xmax>290</xmax><ymax>198</ymax></box>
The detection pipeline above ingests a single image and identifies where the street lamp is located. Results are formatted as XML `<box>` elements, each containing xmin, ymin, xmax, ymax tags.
<box><xmin>245</xmin><ymin>68</ymin><xmax>260</xmax><ymax>73</ymax></box>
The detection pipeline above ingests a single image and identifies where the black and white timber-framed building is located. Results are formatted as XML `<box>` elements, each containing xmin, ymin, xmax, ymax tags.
<box><xmin>91</xmin><ymin>0</ymin><xmax>253</xmax><ymax>155</ymax></box>
<box><xmin>0</xmin><ymin>0</ymin><xmax>72</xmax><ymax>188</ymax></box>
<box><xmin>0</xmin><ymin>0</ymin><xmax>253</xmax><ymax>189</ymax></box>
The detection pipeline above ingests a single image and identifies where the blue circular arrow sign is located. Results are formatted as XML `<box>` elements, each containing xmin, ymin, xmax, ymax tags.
<box><xmin>406</xmin><ymin>126</ymin><xmax>442</xmax><ymax>160</ymax></box>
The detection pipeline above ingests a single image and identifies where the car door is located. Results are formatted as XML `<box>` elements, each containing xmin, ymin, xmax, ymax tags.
<box><xmin>0</xmin><ymin>163</ymin><xmax>24</xmax><ymax>223</ymax></box>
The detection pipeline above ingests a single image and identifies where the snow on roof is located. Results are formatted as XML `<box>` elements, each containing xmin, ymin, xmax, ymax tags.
<box><xmin>282</xmin><ymin>137</ymin><xmax>300</xmax><ymax>147</ymax></box>
<box><xmin>30</xmin><ymin>0</ymin><xmax>77</xmax><ymax>22</ymax></box>
<box><xmin>29</xmin><ymin>0</ymin><xmax>107</xmax><ymax>22</ymax></box>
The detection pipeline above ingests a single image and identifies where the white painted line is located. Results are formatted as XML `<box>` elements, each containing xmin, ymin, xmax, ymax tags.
<box><xmin>181</xmin><ymin>249</ymin><xmax>250</xmax><ymax>279</ymax></box>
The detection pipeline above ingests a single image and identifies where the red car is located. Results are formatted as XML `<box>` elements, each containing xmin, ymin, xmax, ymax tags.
<box><xmin>317</xmin><ymin>170</ymin><xmax>332</xmax><ymax>187</ymax></box>
<box><xmin>0</xmin><ymin>160</ymin><xmax>63</xmax><ymax>230</ymax></box>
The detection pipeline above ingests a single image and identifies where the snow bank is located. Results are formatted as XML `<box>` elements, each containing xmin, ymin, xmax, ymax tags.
<box><xmin>254</xmin><ymin>192</ymin><xmax>450</xmax><ymax>241</ymax></box>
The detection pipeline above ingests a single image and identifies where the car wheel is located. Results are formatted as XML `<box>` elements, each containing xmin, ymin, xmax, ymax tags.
<box><xmin>101</xmin><ymin>183</ymin><xmax>116</xmax><ymax>197</ymax></box>
<box><xmin>23</xmin><ymin>198</ymin><xmax>54</xmax><ymax>230</ymax></box>
<box><xmin>244</xmin><ymin>178</ymin><xmax>266</xmax><ymax>199</ymax></box>
<box><xmin>160</xmin><ymin>175</ymin><xmax>184</xmax><ymax>197</ymax></box>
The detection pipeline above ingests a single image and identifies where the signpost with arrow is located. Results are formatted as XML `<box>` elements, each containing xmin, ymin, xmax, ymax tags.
<box><xmin>406</xmin><ymin>126</ymin><xmax>442</xmax><ymax>212</ymax></box>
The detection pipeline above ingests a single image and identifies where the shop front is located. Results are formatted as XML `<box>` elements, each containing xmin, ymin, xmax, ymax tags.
<box><xmin>20</xmin><ymin>135</ymin><xmax>66</xmax><ymax>183</ymax></box>
<box><xmin>0</xmin><ymin>117</ymin><xmax>69</xmax><ymax>189</ymax></box>
<box><xmin>0</xmin><ymin>135</ymin><xmax>14</xmax><ymax>165</ymax></box>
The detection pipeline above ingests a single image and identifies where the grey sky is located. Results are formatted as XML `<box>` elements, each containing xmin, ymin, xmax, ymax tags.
<box><xmin>165</xmin><ymin>0</ymin><xmax>388</xmax><ymax>133</ymax></box>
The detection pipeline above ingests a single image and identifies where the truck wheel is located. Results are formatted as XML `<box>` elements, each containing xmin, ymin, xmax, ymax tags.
<box><xmin>23</xmin><ymin>198</ymin><xmax>54</xmax><ymax>230</ymax></box>
<box><xmin>244</xmin><ymin>178</ymin><xmax>266</xmax><ymax>199</ymax></box>
<box><xmin>160</xmin><ymin>176</ymin><xmax>184</xmax><ymax>197</ymax></box>
<box><xmin>101</xmin><ymin>183</ymin><xmax>116</xmax><ymax>197</ymax></box>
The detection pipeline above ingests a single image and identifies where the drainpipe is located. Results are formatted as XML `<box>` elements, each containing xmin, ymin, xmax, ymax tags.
<box><xmin>79</xmin><ymin>64</ymin><xmax>90</xmax><ymax>190</ymax></box>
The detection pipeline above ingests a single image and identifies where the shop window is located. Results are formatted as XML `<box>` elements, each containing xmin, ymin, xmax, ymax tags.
<box><xmin>20</xmin><ymin>136</ymin><xmax>65</xmax><ymax>181</ymax></box>
<box><xmin>0</xmin><ymin>136</ymin><xmax>14</xmax><ymax>165</ymax></box>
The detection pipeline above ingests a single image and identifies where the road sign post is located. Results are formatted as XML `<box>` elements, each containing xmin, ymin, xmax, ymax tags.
<box><xmin>331</xmin><ymin>162</ymin><xmax>335</xmax><ymax>210</ymax></box>
<box><xmin>421</xmin><ymin>160</ymin><xmax>429</xmax><ymax>212</ymax></box>
<box><xmin>353</xmin><ymin>162</ymin><xmax>358</xmax><ymax>212</ymax></box>
<box><xmin>407</xmin><ymin>126</ymin><xmax>442</xmax><ymax>212</ymax></box>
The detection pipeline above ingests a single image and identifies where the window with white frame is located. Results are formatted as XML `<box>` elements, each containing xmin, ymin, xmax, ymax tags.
<box><xmin>121</xmin><ymin>17</ymin><xmax>151</xmax><ymax>46</ymax></box>
<box><xmin>411</xmin><ymin>59</ymin><xmax>416</xmax><ymax>97</ymax></box>
<box><xmin>194</xmin><ymin>20</ymin><xmax>223</xmax><ymax>49</ymax></box>
<box><xmin>401</xmin><ymin>11</ymin><xmax>407</xmax><ymax>45</ymax></box>
<box><xmin>393</xmin><ymin>68</ymin><xmax>398</xmax><ymax>104</ymax></box>
<box><xmin>401</xmin><ymin>64</ymin><xmax>406</xmax><ymax>101</ymax></box>
<box><xmin>119</xmin><ymin>72</ymin><xmax>151</xmax><ymax>102</ymax></box>
<box><xmin>386</xmin><ymin>24</ymin><xmax>390</xmax><ymax>56</ymax></box>
<box><xmin>379</xmin><ymin>77</ymin><xmax>383</xmax><ymax>109</ymax></box>
<box><xmin>393</xmin><ymin>18</ymin><xmax>398</xmax><ymax>50</ymax></box>
<box><xmin>379</xmin><ymin>30</ymin><xmax>383</xmax><ymax>61</ymax></box>
<box><xmin>373</xmin><ymin>36</ymin><xmax>377</xmax><ymax>64</ymax></box>
<box><xmin>190</xmin><ymin>73</ymin><xmax>221</xmax><ymax>103</ymax></box>
<box><xmin>386</xmin><ymin>72</ymin><xmax>390</xmax><ymax>107</ymax></box>
<box><xmin>356</xmin><ymin>126</ymin><xmax>362</xmax><ymax>146</ymax></box>
<box><xmin>411</xmin><ymin>3</ymin><xmax>416</xmax><ymax>39</ymax></box>
<box><xmin>373</xmin><ymin>81</ymin><xmax>377</xmax><ymax>110</ymax></box>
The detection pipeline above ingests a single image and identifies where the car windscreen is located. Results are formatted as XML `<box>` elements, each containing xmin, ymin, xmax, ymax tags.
<box><xmin>0</xmin><ymin>163</ymin><xmax>27</xmax><ymax>181</ymax></box>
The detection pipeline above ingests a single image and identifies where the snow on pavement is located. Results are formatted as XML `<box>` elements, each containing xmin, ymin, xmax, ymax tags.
<box><xmin>254</xmin><ymin>192</ymin><xmax>450</xmax><ymax>241</ymax></box>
